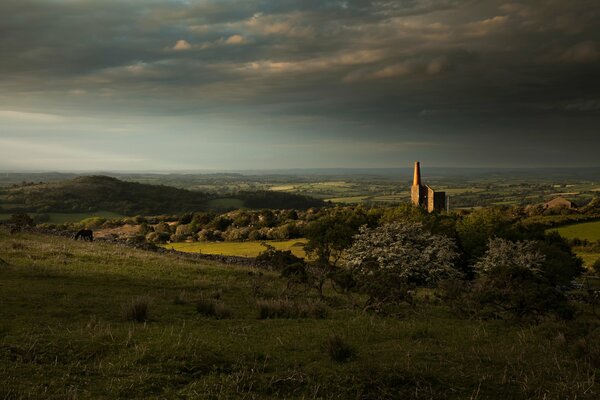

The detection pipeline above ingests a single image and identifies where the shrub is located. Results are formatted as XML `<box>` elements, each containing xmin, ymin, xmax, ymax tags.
<box><xmin>9</xmin><ymin>213</ymin><xmax>34</xmax><ymax>227</ymax></box>
<box><xmin>256</xmin><ymin>245</ymin><xmax>304</xmax><ymax>271</ymax></box>
<box><xmin>121</xmin><ymin>296</ymin><xmax>150</xmax><ymax>322</ymax></box>
<box><xmin>472</xmin><ymin>238</ymin><xmax>574</xmax><ymax>320</ymax></box>
<box><xmin>196</xmin><ymin>298</ymin><xmax>232</xmax><ymax>319</ymax></box>
<box><xmin>256</xmin><ymin>299</ymin><xmax>328</xmax><ymax>319</ymax></box>
<box><xmin>326</xmin><ymin>334</ymin><xmax>354</xmax><ymax>362</ymax></box>
<box><xmin>592</xmin><ymin>259</ymin><xmax>600</xmax><ymax>275</ymax></box>
<box><xmin>347</xmin><ymin>222</ymin><xmax>460</xmax><ymax>310</ymax></box>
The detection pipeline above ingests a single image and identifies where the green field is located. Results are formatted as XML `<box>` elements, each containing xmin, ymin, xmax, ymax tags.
<box><xmin>164</xmin><ymin>239</ymin><xmax>307</xmax><ymax>258</ymax></box>
<box><xmin>0</xmin><ymin>229</ymin><xmax>598</xmax><ymax>398</ymax></box>
<box><xmin>552</xmin><ymin>220</ymin><xmax>600</xmax><ymax>241</ymax></box>
<box><xmin>326</xmin><ymin>196</ymin><xmax>370</xmax><ymax>203</ymax></box>
<box><xmin>577</xmin><ymin>251</ymin><xmax>600</xmax><ymax>268</ymax></box>
<box><xmin>0</xmin><ymin>211</ymin><xmax>123</xmax><ymax>224</ymax></box>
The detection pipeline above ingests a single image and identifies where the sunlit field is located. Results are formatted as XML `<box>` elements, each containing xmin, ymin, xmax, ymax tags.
<box><xmin>164</xmin><ymin>239</ymin><xmax>307</xmax><ymax>258</ymax></box>
<box><xmin>552</xmin><ymin>220</ymin><xmax>600</xmax><ymax>241</ymax></box>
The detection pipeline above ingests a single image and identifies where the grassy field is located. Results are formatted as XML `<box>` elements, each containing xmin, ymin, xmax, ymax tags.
<box><xmin>164</xmin><ymin>239</ymin><xmax>307</xmax><ymax>258</ymax></box>
<box><xmin>0</xmin><ymin>229</ymin><xmax>599</xmax><ymax>399</ymax></box>
<box><xmin>0</xmin><ymin>211</ymin><xmax>123</xmax><ymax>224</ymax></box>
<box><xmin>577</xmin><ymin>251</ymin><xmax>600</xmax><ymax>268</ymax></box>
<box><xmin>552</xmin><ymin>220</ymin><xmax>600</xmax><ymax>241</ymax></box>
<box><xmin>325</xmin><ymin>196</ymin><xmax>370</xmax><ymax>203</ymax></box>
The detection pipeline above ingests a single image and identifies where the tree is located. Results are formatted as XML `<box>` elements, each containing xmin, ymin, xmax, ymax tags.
<box><xmin>304</xmin><ymin>214</ymin><xmax>358</xmax><ymax>266</ymax></box>
<box><xmin>9</xmin><ymin>213</ymin><xmax>34</xmax><ymax>227</ymax></box>
<box><xmin>474</xmin><ymin>238</ymin><xmax>545</xmax><ymax>275</ymax></box>
<box><xmin>302</xmin><ymin>212</ymin><xmax>364</xmax><ymax>296</ymax></box>
<box><xmin>346</xmin><ymin>222</ymin><xmax>460</xmax><ymax>310</ymax></box>
<box><xmin>471</xmin><ymin>238</ymin><xmax>573</xmax><ymax>320</ymax></box>
<box><xmin>534</xmin><ymin>232</ymin><xmax>584</xmax><ymax>286</ymax></box>
<box><xmin>456</xmin><ymin>207</ymin><xmax>514</xmax><ymax>262</ymax></box>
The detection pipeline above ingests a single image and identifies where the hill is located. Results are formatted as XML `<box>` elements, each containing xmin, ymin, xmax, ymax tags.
<box><xmin>0</xmin><ymin>176</ymin><xmax>325</xmax><ymax>216</ymax></box>
<box><xmin>0</xmin><ymin>229</ymin><xmax>597</xmax><ymax>398</ymax></box>
<box><xmin>0</xmin><ymin>176</ymin><xmax>210</xmax><ymax>215</ymax></box>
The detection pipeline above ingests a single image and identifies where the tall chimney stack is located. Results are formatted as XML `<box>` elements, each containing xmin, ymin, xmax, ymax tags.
<box><xmin>412</xmin><ymin>161</ymin><xmax>421</xmax><ymax>186</ymax></box>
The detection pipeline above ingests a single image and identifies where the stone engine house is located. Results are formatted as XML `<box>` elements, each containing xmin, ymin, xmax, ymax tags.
<box><xmin>410</xmin><ymin>161</ymin><xmax>446</xmax><ymax>213</ymax></box>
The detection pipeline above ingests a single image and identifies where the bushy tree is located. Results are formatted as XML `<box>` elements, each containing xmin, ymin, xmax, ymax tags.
<box><xmin>474</xmin><ymin>238</ymin><xmax>545</xmax><ymax>275</ymax></box>
<box><xmin>472</xmin><ymin>238</ymin><xmax>573</xmax><ymax>320</ymax></box>
<box><xmin>304</xmin><ymin>215</ymin><xmax>356</xmax><ymax>266</ymax></box>
<box><xmin>346</xmin><ymin>222</ymin><xmax>460</xmax><ymax>309</ymax></box>
<box><xmin>534</xmin><ymin>232</ymin><xmax>585</xmax><ymax>285</ymax></box>
<box><xmin>9</xmin><ymin>213</ymin><xmax>34</xmax><ymax>227</ymax></box>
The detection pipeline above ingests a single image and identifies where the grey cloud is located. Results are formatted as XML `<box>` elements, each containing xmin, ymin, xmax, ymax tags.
<box><xmin>0</xmin><ymin>0</ymin><xmax>598</xmax><ymax>169</ymax></box>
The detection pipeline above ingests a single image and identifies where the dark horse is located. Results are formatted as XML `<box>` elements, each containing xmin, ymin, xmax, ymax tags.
<box><xmin>74</xmin><ymin>229</ymin><xmax>94</xmax><ymax>242</ymax></box>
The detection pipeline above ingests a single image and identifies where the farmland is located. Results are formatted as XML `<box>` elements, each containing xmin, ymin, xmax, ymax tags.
<box><xmin>2</xmin><ymin>169</ymin><xmax>599</xmax><ymax>210</ymax></box>
<box><xmin>164</xmin><ymin>239</ymin><xmax>307</xmax><ymax>258</ymax></box>
<box><xmin>550</xmin><ymin>221</ymin><xmax>600</xmax><ymax>267</ymax></box>
<box><xmin>1</xmin><ymin>229</ymin><xmax>598</xmax><ymax>399</ymax></box>
<box><xmin>552</xmin><ymin>220</ymin><xmax>600</xmax><ymax>241</ymax></box>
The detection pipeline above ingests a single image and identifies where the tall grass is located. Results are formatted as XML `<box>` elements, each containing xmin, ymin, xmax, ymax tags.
<box><xmin>256</xmin><ymin>298</ymin><xmax>328</xmax><ymax>319</ymax></box>
<box><xmin>121</xmin><ymin>296</ymin><xmax>150</xmax><ymax>322</ymax></box>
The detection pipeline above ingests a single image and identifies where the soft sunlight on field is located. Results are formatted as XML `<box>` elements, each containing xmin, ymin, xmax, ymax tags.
<box><xmin>552</xmin><ymin>221</ymin><xmax>600</xmax><ymax>241</ymax></box>
<box><xmin>164</xmin><ymin>239</ymin><xmax>307</xmax><ymax>258</ymax></box>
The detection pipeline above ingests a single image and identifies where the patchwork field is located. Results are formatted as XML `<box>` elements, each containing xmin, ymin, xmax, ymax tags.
<box><xmin>164</xmin><ymin>239</ymin><xmax>307</xmax><ymax>258</ymax></box>
<box><xmin>0</xmin><ymin>229</ymin><xmax>598</xmax><ymax>399</ymax></box>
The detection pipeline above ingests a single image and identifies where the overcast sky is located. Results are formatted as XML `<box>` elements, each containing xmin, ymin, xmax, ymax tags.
<box><xmin>0</xmin><ymin>0</ymin><xmax>599</xmax><ymax>171</ymax></box>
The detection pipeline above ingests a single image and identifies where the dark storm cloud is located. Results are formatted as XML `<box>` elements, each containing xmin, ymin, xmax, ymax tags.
<box><xmin>0</xmin><ymin>0</ymin><xmax>599</xmax><ymax>168</ymax></box>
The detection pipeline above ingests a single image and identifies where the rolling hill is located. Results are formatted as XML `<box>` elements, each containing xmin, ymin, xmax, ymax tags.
<box><xmin>0</xmin><ymin>175</ymin><xmax>325</xmax><ymax>216</ymax></box>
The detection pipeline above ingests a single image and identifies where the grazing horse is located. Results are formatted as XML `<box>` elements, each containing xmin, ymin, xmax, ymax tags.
<box><xmin>74</xmin><ymin>229</ymin><xmax>94</xmax><ymax>242</ymax></box>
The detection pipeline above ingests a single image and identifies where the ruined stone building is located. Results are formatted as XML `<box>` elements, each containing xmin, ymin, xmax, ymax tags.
<box><xmin>410</xmin><ymin>161</ymin><xmax>446</xmax><ymax>213</ymax></box>
<box><xmin>543</xmin><ymin>197</ymin><xmax>577</xmax><ymax>210</ymax></box>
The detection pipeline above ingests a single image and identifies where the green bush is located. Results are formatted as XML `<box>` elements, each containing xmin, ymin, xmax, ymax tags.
<box><xmin>471</xmin><ymin>239</ymin><xmax>574</xmax><ymax>321</ymax></box>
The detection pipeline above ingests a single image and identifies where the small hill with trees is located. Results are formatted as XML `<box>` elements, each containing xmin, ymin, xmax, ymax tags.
<box><xmin>0</xmin><ymin>176</ymin><xmax>325</xmax><ymax>216</ymax></box>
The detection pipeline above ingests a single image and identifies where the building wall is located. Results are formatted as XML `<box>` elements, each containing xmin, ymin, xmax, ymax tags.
<box><xmin>426</xmin><ymin>186</ymin><xmax>446</xmax><ymax>213</ymax></box>
<box><xmin>544</xmin><ymin>197</ymin><xmax>575</xmax><ymax>209</ymax></box>
<box><xmin>411</xmin><ymin>185</ymin><xmax>427</xmax><ymax>208</ymax></box>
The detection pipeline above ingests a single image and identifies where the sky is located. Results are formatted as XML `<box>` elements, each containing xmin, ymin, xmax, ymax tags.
<box><xmin>0</xmin><ymin>0</ymin><xmax>599</xmax><ymax>171</ymax></box>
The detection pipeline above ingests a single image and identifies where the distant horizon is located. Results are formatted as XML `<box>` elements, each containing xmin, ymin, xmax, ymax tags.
<box><xmin>1</xmin><ymin>165</ymin><xmax>600</xmax><ymax>175</ymax></box>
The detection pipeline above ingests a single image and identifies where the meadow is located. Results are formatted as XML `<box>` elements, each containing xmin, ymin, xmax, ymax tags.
<box><xmin>552</xmin><ymin>220</ymin><xmax>600</xmax><ymax>241</ymax></box>
<box><xmin>164</xmin><ymin>239</ymin><xmax>307</xmax><ymax>258</ymax></box>
<box><xmin>551</xmin><ymin>221</ymin><xmax>600</xmax><ymax>267</ymax></box>
<box><xmin>0</xmin><ymin>228</ymin><xmax>598</xmax><ymax>399</ymax></box>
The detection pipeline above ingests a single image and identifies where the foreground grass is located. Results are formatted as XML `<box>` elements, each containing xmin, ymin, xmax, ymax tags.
<box><xmin>164</xmin><ymin>239</ymin><xmax>307</xmax><ymax>258</ymax></box>
<box><xmin>0</xmin><ymin>229</ymin><xmax>598</xmax><ymax>399</ymax></box>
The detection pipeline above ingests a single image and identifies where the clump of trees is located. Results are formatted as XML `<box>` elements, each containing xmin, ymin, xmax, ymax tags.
<box><xmin>346</xmin><ymin>222</ymin><xmax>460</xmax><ymax>311</ymax></box>
<box><xmin>467</xmin><ymin>238</ymin><xmax>574</xmax><ymax>320</ymax></box>
<box><xmin>253</xmin><ymin>205</ymin><xmax>586</xmax><ymax>321</ymax></box>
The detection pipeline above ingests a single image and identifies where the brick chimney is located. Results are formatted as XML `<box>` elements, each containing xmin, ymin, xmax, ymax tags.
<box><xmin>412</xmin><ymin>161</ymin><xmax>421</xmax><ymax>186</ymax></box>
